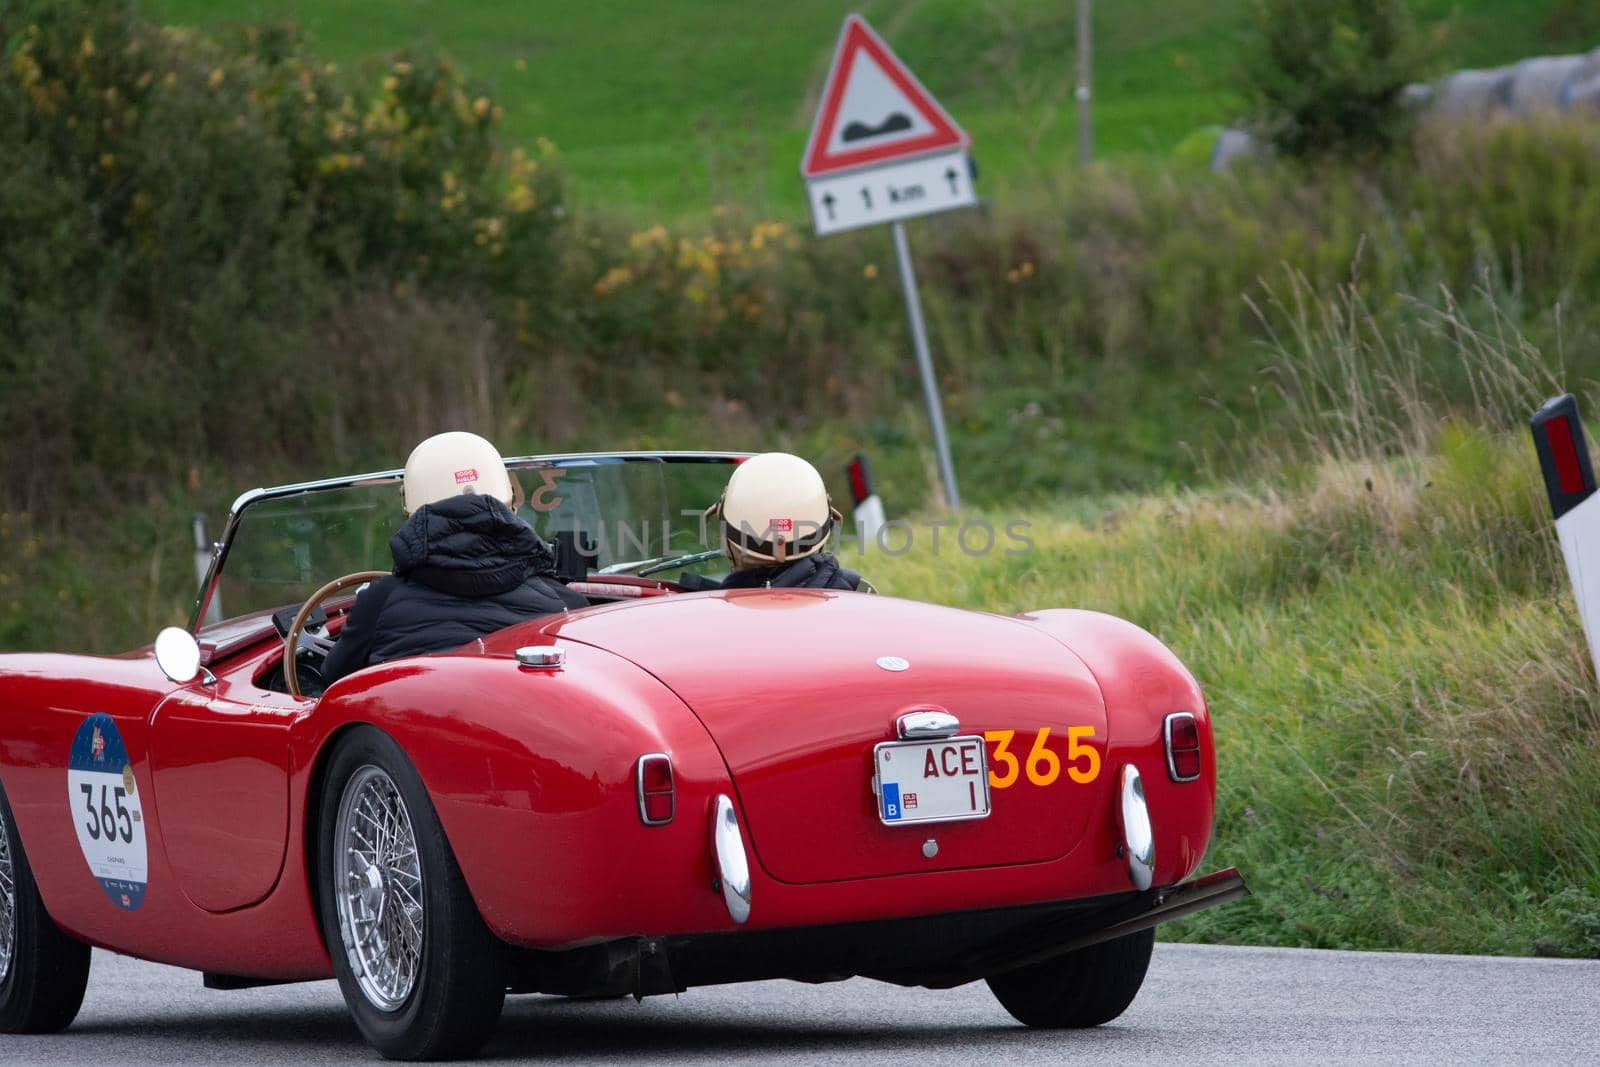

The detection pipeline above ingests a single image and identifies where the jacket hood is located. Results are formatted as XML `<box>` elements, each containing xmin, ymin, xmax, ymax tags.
<box><xmin>389</xmin><ymin>493</ymin><xmax>556</xmax><ymax>597</ymax></box>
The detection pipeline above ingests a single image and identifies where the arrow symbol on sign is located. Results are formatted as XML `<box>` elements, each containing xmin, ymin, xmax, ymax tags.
<box><xmin>821</xmin><ymin>192</ymin><xmax>836</xmax><ymax>221</ymax></box>
<box><xmin>945</xmin><ymin>167</ymin><xmax>959</xmax><ymax>196</ymax></box>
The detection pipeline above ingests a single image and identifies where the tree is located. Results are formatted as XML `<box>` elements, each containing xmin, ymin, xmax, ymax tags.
<box><xmin>1241</xmin><ymin>0</ymin><xmax>1430</xmax><ymax>159</ymax></box>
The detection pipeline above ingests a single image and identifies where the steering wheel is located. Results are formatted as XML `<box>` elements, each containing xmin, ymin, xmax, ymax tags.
<box><xmin>285</xmin><ymin>570</ymin><xmax>390</xmax><ymax>699</ymax></box>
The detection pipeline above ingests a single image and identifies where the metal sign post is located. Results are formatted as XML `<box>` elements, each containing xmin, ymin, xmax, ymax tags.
<box><xmin>800</xmin><ymin>13</ymin><xmax>974</xmax><ymax>511</ymax></box>
<box><xmin>1076</xmin><ymin>0</ymin><xmax>1093</xmax><ymax>165</ymax></box>
<box><xmin>890</xmin><ymin>220</ymin><xmax>959</xmax><ymax>509</ymax></box>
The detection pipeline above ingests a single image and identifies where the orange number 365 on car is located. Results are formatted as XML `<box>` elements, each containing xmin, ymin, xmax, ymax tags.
<box><xmin>0</xmin><ymin>452</ymin><xmax>1245</xmax><ymax>1060</ymax></box>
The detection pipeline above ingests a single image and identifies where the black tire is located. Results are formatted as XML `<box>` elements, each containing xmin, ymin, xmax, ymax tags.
<box><xmin>0</xmin><ymin>778</ymin><xmax>91</xmax><ymax>1033</ymax></box>
<box><xmin>315</xmin><ymin>727</ymin><xmax>504</xmax><ymax>1060</ymax></box>
<box><xmin>986</xmin><ymin>928</ymin><xmax>1155</xmax><ymax>1028</ymax></box>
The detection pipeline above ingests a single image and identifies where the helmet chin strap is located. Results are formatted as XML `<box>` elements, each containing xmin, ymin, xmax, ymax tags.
<box><xmin>722</xmin><ymin>507</ymin><xmax>840</xmax><ymax>568</ymax></box>
<box><xmin>707</xmin><ymin>457</ymin><xmax>841</xmax><ymax>569</ymax></box>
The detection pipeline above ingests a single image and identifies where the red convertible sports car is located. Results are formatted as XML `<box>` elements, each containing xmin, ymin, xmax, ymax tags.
<box><xmin>0</xmin><ymin>452</ymin><xmax>1245</xmax><ymax>1060</ymax></box>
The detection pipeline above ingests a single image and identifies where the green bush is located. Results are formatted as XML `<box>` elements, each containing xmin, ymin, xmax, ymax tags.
<box><xmin>0</xmin><ymin>0</ymin><xmax>565</xmax><ymax>509</ymax></box>
<box><xmin>10</xmin><ymin>1</ymin><xmax>1600</xmax><ymax>643</ymax></box>
<box><xmin>1239</xmin><ymin>0</ymin><xmax>1430</xmax><ymax>158</ymax></box>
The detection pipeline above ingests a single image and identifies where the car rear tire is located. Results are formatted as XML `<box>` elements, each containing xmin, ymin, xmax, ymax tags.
<box><xmin>316</xmin><ymin>727</ymin><xmax>505</xmax><ymax>1060</ymax></box>
<box><xmin>0</xmin><ymin>779</ymin><xmax>91</xmax><ymax>1033</ymax></box>
<box><xmin>986</xmin><ymin>928</ymin><xmax>1155</xmax><ymax>1028</ymax></box>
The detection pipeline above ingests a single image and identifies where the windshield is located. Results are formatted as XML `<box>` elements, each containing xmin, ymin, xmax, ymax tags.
<box><xmin>197</xmin><ymin>454</ymin><xmax>741</xmax><ymax>628</ymax></box>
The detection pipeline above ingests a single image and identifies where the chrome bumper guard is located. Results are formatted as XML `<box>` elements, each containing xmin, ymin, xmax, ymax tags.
<box><xmin>710</xmin><ymin>794</ymin><xmax>752</xmax><ymax>924</ymax></box>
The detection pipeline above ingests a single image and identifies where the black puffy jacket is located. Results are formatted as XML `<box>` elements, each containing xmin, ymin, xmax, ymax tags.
<box><xmin>717</xmin><ymin>552</ymin><xmax>864</xmax><ymax>591</ymax></box>
<box><xmin>321</xmin><ymin>494</ymin><xmax>585</xmax><ymax>685</ymax></box>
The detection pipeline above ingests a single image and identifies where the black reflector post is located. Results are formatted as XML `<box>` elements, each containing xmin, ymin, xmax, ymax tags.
<box><xmin>1533</xmin><ymin>393</ymin><xmax>1600</xmax><ymax>686</ymax></box>
<box><xmin>847</xmin><ymin>452</ymin><xmax>875</xmax><ymax>508</ymax></box>
<box><xmin>1531</xmin><ymin>394</ymin><xmax>1597</xmax><ymax>520</ymax></box>
<box><xmin>846</xmin><ymin>452</ymin><xmax>886</xmax><ymax>550</ymax></box>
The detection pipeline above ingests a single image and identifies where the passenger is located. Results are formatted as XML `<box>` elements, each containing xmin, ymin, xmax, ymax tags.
<box><xmin>706</xmin><ymin>452</ymin><xmax>869</xmax><ymax>591</ymax></box>
<box><xmin>322</xmin><ymin>432</ymin><xmax>585</xmax><ymax>685</ymax></box>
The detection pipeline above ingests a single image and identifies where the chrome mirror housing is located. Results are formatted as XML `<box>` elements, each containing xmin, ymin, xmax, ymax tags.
<box><xmin>154</xmin><ymin>627</ymin><xmax>206</xmax><ymax>685</ymax></box>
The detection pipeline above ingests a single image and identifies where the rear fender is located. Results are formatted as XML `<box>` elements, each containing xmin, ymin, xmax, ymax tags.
<box><xmin>298</xmin><ymin>643</ymin><xmax>736</xmax><ymax>948</ymax></box>
<box><xmin>1017</xmin><ymin>609</ymin><xmax>1216</xmax><ymax>885</ymax></box>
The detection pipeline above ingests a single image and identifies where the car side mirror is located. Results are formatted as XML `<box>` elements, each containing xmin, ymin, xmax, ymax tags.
<box><xmin>154</xmin><ymin>626</ymin><xmax>213</xmax><ymax>685</ymax></box>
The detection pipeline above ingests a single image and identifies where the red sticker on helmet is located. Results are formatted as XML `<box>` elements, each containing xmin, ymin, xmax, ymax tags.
<box><xmin>453</xmin><ymin>468</ymin><xmax>479</xmax><ymax>484</ymax></box>
<box><xmin>770</xmin><ymin>518</ymin><xmax>794</xmax><ymax>532</ymax></box>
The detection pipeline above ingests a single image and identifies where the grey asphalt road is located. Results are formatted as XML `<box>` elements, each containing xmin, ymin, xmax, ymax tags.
<box><xmin>3</xmin><ymin>942</ymin><xmax>1596</xmax><ymax>1065</ymax></box>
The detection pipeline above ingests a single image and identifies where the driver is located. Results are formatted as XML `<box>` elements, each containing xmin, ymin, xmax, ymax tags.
<box><xmin>321</xmin><ymin>432</ymin><xmax>585</xmax><ymax>685</ymax></box>
<box><xmin>704</xmin><ymin>452</ymin><xmax>869</xmax><ymax>591</ymax></box>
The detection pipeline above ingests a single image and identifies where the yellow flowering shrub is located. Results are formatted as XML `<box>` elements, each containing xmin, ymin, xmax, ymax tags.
<box><xmin>3</xmin><ymin>1</ymin><xmax>564</xmax><ymax>298</ymax></box>
<box><xmin>0</xmin><ymin>0</ymin><xmax>569</xmax><ymax>513</ymax></box>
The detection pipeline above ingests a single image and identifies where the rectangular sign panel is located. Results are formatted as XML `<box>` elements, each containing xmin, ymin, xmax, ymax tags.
<box><xmin>874</xmin><ymin>734</ymin><xmax>991</xmax><ymax>826</ymax></box>
<box><xmin>806</xmin><ymin>149</ymin><xmax>976</xmax><ymax>237</ymax></box>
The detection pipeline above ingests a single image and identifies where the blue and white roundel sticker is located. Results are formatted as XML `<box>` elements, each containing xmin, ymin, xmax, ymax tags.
<box><xmin>67</xmin><ymin>714</ymin><xmax>148</xmax><ymax>911</ymax></box>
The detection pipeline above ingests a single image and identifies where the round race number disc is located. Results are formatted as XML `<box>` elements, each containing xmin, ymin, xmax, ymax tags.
<box><xmin>67</xmin><ymin>714</ymin><xmax>148</xmax><ymax>911</ymax></box>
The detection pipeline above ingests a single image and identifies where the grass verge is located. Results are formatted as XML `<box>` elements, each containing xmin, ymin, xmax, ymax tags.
<box><xmin>869</xmin><ymin>434</ymin><xmax>1600</xmax><ymax>955</ymax></box>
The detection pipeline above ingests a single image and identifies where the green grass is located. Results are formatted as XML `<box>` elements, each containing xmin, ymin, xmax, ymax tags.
<box><xmin>19</xmin><ymin>379</ymin><xmax>1600</xmax><ymax>956</ymax></box>
<box><xmin>138</xmin><ymin>0</ymin><xmax>1582</xmax><ymax>218</ymax></box>
<box><xmin>865</xmin><ymin>427</ymin><xmax>1600</xmax><ymax>955</ymax></box>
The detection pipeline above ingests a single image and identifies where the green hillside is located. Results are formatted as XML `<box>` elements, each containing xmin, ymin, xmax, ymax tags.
<box><xmin>141</xmin><ymin>0</ymin><xmax>1581</xmax><ymax>218</ymax></box>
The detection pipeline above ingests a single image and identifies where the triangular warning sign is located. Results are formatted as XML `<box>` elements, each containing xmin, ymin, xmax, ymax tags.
<box><xmin>801</xmin><ymin>14</ymin><xmax>969</xmax><ymax>179</ymax></box>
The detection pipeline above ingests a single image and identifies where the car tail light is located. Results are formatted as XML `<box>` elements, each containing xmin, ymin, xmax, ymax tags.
<box><xmin>1164</xmin><ymin>712</ymin><xmax>1201</xmax><ymax>782</ymax></box>
<box><xmin>637</xmin><ymin>754</ymin><xmax>675</xmax><ymax>825</ymax></box>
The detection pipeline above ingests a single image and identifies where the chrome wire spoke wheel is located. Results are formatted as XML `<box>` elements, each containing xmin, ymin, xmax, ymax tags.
<box><xmin>0</xmin><ymin>806</ymin><xmax>14</xmax><ymax>987</ymax></box>
<box><xmin>334</xmin><ymin>766</ymin><xmax>425</xmax><ymax>1012</ymax></box>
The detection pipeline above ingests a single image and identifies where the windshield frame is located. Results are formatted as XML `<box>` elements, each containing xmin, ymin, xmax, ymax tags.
<box><xmin>189</xmin><ymin>451</ymin><xmax>750</xmax><ymax>633</ymax></box>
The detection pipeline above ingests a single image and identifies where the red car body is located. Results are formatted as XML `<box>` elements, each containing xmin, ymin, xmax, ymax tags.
<box><xmin>0</xmin><ymin>452</ymin><xmax>1244</xmax><ymax>1054</ymax></box>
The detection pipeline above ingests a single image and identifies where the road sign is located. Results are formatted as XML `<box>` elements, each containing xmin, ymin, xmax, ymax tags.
<box><xmin>806</xmin><ymin>148</ymin><xmax>974</xmax><ymax>237</ymax></box>
<box><xmin>800</xmin><ymin>12</ymin><xmax>976</xmax><ymax>238</ymax></box>
<box><xmin>802</xmin><ymin>14</ymin><xmax>969</xmax><ymax>179</ymax></box>
<box><xmin>800</xmin><ymin>14</ymin><xmax>972</xmax><ymax>510</ymax></box>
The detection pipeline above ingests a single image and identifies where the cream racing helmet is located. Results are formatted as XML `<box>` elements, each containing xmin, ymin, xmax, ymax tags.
<box><xmin>401</xmin><ymin>431</ymin><xmax>517</xmax><ymax>514</ymax></box>
<box><xmin>709</xmin><ymin>452</ymin><xmax>842</xmax><ymax>569</ymax></box>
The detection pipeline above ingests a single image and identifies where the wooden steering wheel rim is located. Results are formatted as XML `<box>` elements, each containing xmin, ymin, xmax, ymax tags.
<box><xmin>284</xmin><ymin>570</ymin><xmax>391</xmax><ymax>699</ymax></box>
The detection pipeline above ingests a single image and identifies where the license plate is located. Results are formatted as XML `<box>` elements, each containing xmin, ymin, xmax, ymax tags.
<box><xmin>873</xmin><ymin>735</ymin><xmax>991</xmax><ymax>826</ymax></box>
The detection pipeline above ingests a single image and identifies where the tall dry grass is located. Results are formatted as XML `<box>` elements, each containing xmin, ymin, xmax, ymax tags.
<box><xmin>868</xmin><ymin>284</ymin><xmax>1600</xmax><ymax>954</ymax></box>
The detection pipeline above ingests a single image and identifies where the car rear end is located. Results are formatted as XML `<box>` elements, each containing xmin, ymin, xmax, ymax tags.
<box><xmin>511</xmin><ymin>590</ymin><xmax>1222</xmax><ymax>940</ymax></box>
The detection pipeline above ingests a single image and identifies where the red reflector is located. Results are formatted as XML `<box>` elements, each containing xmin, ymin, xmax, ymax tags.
<box><xmin>1169</xmin><ymin>715</ymin><xmax>1200</xmax><ymax>752</ymax></box>
<box><xmin>1546</xmin><ymin>416</ymin><xmax>1586</xmax><ymax>496</ymax></box>
<box><xmin>847</xmin><ymin>453</ymin><xmax>873</xmax><ymax>505</ymax></box>
<box><xmin>1172</xmin><ymin>749</ymin><xmax>1202</xmax><ymax>780</ymax></box>
<box><xmin>643</xmin><ymin>791</ymin><xmax>674</xmax><ymax>823</ymax></box>
<box><xmin>637</xmin><ymin>754</ymin><xmax>675</xmax><ymax>825</ymax></box>
<box><xmin>641</xmin><ymin>756</ymin><xmax>673</xmax><ymax>794</ymax></box>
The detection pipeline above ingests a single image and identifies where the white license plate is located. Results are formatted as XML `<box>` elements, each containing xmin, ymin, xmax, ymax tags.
<box><xmin>873</xmin><ymin>736</ymin><xmax>991</xmax><ymax>826</ymax></box>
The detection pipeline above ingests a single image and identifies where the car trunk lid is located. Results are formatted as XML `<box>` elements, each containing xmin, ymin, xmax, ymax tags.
<box><xmin>533</xmin><ymin>590</ymin><xmax>1108</xmax><ymax>884</ymax></box>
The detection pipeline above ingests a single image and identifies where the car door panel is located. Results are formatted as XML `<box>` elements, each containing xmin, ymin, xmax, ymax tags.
<box><xmin>147</xmin><ymin>674</ymin><xmax>302</xmax><ymax>913</ymax></box>
<box><xmin>0</xmin><ymin>654</ymin><xmax>175</xmax><ymax>944</ymax></box>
